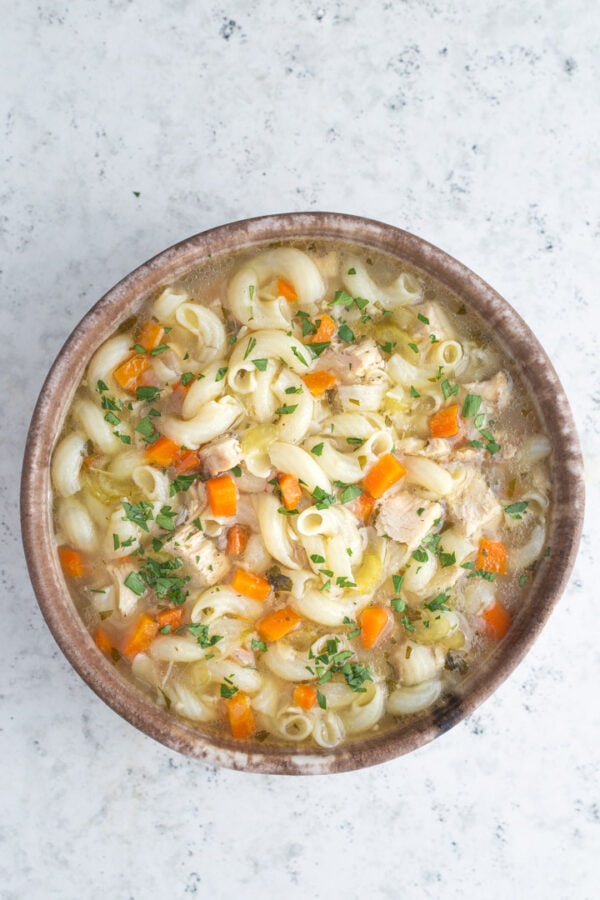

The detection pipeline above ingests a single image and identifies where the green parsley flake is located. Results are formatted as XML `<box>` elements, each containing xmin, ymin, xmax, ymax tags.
<box><xmin>504</xmin><ymin>501</ymin><xmax>529</xmax><ymax>519</ymax></box>
<box><xmin>462</xmin><ymin>394</ymin><xmax>482</xmax><ymax>418</ymax></box>
<box><xmin>252</xmin><ymin>358</ymin><xmax>268</xmax><ymax>372</ymax></box>
<box><xmin>337</xmin><ymin>324</ymin><xmax>355</xmax><ymax>343</ymax></box>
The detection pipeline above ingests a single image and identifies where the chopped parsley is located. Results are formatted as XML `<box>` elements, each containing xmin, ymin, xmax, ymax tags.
<box><xmin>337</xmin><ymin>324</ymin><xmax>355</xmax><ymax>343</ymax></box>
<box><xmin>243</xmin><ymin>337</ymin><xmax>257</xmax><ymax>360</ymax></box>
<box><xmin>411</xmin><ymin>548</ymin><xmax>428</xmax><ymax>563</ymax></box>
<box><xmin>180</xmin><ymin>372</ymin><xmax>195</xmax><ymax>386</ymax></box>
<box><xmin>441</xmin><ymin>379</ymin><xmax>459</xmax><ymax>400</ymax></box>
<box><xmin>188</xmin><ymin>623</ymin><xmax>224</xmax><ymax>649</ymax></box>
<box><xmin>275</xmin><ymin>403</ymin><xmax>298</xmax><ymax>416</ymax></box>
<box><xmin>136</xmin><ymin>385</ymin><xmax>161</xmax><ymax>402</ymax></box>
<box><xmin>220</xmin><ymin>677</ymin><xmax>238</xmax><ymax>699</ymax></box>
<box><xmin>135</xmin><ymin>416</ymin><xmax>160</xmax><ymax>443</ymax></box>
<box><xmin>215</xmin><ymin>366</ymin><xmax>228</xmax><ymax>382</ymax></box>
<box><xmin>291</xmin><ymin>346</ymin><xmax>309</xmax><ymax>367</ymax></box>
<box><xmin>308</xmin><ymin>341</ymin><xmax>331</xmax><ymax>358</ymax></box>
<box><xmin>417</xmin><ymin>312</ymin><xmax>430</xmax><ymax>324</ymax></box>
<box><xmin>423</xmin><ymin>592</ymin><xmax>450</xmax><ymax>612</ymax></box>
<box><xmin>310</xmin><ymin>442</ymin><xmax>324</xmax><ymax>456</ymax></box>
<box><xmin>408</xmin><ymin>342</ymin><xmax>419</xmax><ymax>354</ymax></box>
<box><xmin>122</xmin><ymin>500</ymin><xmax>154</xmax><ymax>532</ymax></box>
<box><xmin>410</xmin><ymin>385</ymin><xmax>420</xmax><ymax>398</ymax></box>
<box><xmin>339</xmin><ymin>484</ymin><xmax>363</xmax><ymax>504</ymax></box>
<box><xmin>462</xmin><ymin>394</ymin><xmax>482</xmax><ymax>418</ymax></box>
<box><xmin>504</xmin><ymin>501</ymin><xmax>529</xmax><ymax>520</ymax></box>
<box><xmin>252</xmin><ymin>358</ymin><xmax>268</xmax><ymax>371</ymax></box>
<box><xmin>251</xmin><ymin>638</ymin><xmax>268</xmax><ymax>653</ymax></box>
<box><xmin>170</xmin><ymin>474</ymin><xmax>199</xmax><ymax>496</ymax></box>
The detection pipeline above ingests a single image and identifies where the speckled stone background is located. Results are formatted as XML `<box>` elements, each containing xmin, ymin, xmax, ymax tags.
<box><xmin>2</xmin><ymin>2</ymin><xmax>599</xmax><ymax>898</ymax></box>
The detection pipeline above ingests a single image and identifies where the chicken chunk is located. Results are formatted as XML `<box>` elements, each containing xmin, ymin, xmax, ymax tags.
<box><xmin>169</xmin><ymin>525</ymin><xmax>230</xmax><ymax>586</ymax></box>
<box><xmin>445</xmin><ymin>467</ymin><xmax>501</xmax><ymax>536</ymax></box>
<box><xmin>197</xmin><ymin>433</ymin><xmax>242</xmax><ymax>477</ymax></box>
<box><xmin>319</xmin><ymin>338</ymin><xmax>384</xmax><ymax>384</ymax></box>
<box><xmin>463</xmin><ymin>370</ymin><xmax>511</xmax><ymax>411</ymax></box>
<box><xmin>375</xmin><ymin>491</ymin><xmax>443</xmax><ymax>552</ymax></box>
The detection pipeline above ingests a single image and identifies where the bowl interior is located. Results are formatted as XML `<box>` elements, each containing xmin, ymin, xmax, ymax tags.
<box><xmin>21</xmin><ymin>212</ymin><xmax>585</xmax><ymax>774</ymax></box>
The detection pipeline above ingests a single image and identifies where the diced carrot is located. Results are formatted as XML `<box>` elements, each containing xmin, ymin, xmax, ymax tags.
<box><xmin>359</xmin><ymin>606</ymin><xmax>390</xmax><ymax>649</ymax></box>
<box><xmin>173</xmin><ymin>448</ymin><xmax>201</xmax><ymax>475</ymax></box>
<box><xmin>301</xmin><ymin>370</ymin><xmax>338</xmax><ymax>397</ymax></box>
<box><xmin>257</xmin><ymin>606</ymin><xmax>302</xmax><ymax>642</ymax></box>
<box><xmin>157</xmin><ymin>607</ymin><xmax>184</xmax><ymax>630</ymax></box>
<box><xmin>231</xmin><ymin>568</ymin><xmax>271</xmax><ymax>601</ymax></box>
<box><xmin>226</xmin><ymin>524</ymin><xmax>249</xmax><ymax>557</ymax></box>
<box><xmin>121</xmin><ymin>613</ymin><xmax>159</xmax><ymax>659</ymax></box>
<box><xmin>429</xmin><ymin>404</ymin><xmax>460</xmax><ymax>438</ymax></box>
<box><xmin>277</xmin><ymin>277</ymin><xmax>298</xmax><ymax>302</ymax></box>
<box><xmin>144</xmin><ymin>435</ymin><xmax>181</xmax><ymax>467</ymax></box>
<box><xmin>352</xmin><ymin>491</ymin><xmax>375</xmax><ymax>523</ymax></box>
<box><xmin>308</xmin><ymin>313</ymin><xmax>336</xmax><ymax>344</ymax></box>
<box><xmin>477</xmin><ymin>538</ymin><xmax>508</xmax><ymax>575</ymax></box>
<box><xmin>58</xmin><ymin>546</ymin><xmax>86</xmax><ymax>578</ymax></box>
<box><xmin>94</xmin><ymin>627</ymin><xmax>113</xmax><ymax>655</ymax></box>
<box><xmin>137</xmin><ymin>320</ymin><xmax>165</xmax><ymax>352</ymax></box>
<box><xmin>293</xmin><ymin>684</ymin><xmax>317</xmax><ymax>710</ymax></box>
<box><xmin>225</xmin><ymin>691</ymin><xmax>256</xmax><ymax>740</ymax></box>
<box><xmin>361</xmin><ymin>454</ymin><xmax>406</xmax><ymax>499</ymax></box>
<box><xmin>277</xmin><ymin>472</ymin><xmax>302</xmax><ymax>511</ymax></box>
<box><xmin>113</xmin><ymin>354</ymin><xmax>151</xmax><ymax>392</ymax></box>
<box><xmin>482</xmin><ymin>600</ymin><xmax>512</xmax><ymax>640</ymax></box>
<box><xmin>206</xmin><ymin>475</ymin><xmax>237</xmax><ymax>517</ymax></box>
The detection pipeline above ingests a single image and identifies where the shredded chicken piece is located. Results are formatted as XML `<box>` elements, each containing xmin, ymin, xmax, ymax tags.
<box><xmin>197</xmin><ymin>433</ymin><xmax>242</xmax><ymax>477</ymax></box>
<box><xmin>464</xmin><ymin>370</ymin><xmax>512</xmax><ymax>411</ymax></box>
<box><xmin>168</xmin><ymin>525</ymin><xmax>230</xmax><ymax>586</ymax></box>
<box><xmin>374</xmin><ymin>491</ymin><xmax>443</xmax><ymax>552</ymax></box>
<box><xmin>446</xmin><ymin>467</ymin><xmax>501</xmax><ymax>536</ymax></box>
<box><xmin>319</xmin><ymin>338</ymin><xmax>384</xmax><ymax>384</ymax></box>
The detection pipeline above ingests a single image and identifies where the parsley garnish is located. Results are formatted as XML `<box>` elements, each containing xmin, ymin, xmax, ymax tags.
<box><xmin>180</xmin><ymin>372</ymin><xmax>195</xmax><ymax>386</ymax></box>
<box><xmin>504</xmin><ymin>501</ymin><xmax>529</xmax><ymax>520</ymax></box>
<box><xmin>188</xmin><ymin>623</ymin><xmax>224</xmax><ymax>649</ymax></box>
<box><xmin>170</xmin><ymin>474</ymin><xmax>199</xmax><ymax>496</ymax></box>
<box><xmin>251</xmin><ymin>638</ymin><xmax>267</xmax><ymax>653</ymax></box>
<box><xmin>215</xmin><ymin>367</ymin><xmax>228</xmax><ymax>382</ymax></box>
<box><xmin>136</xmin><ymin>385</ymin><xmax>161</xmax><ymax>401</ymax></box>
<box><xmin>243</xmin><ymin>337</ymin><xmax>257</xmax><ymax>360</ymax></box>
<box><xmin>311</xmin><ymin>442</ymin><xmax>324</xmax><ymax>456</ymax></box>
<box><xmin>462</xmin><ymin>394</ymin><xmax>482</xmax><ymax>418</ymax></box>
<box><xmin>417</xmin><ymin>312</ymin><xmax>430</xmax><ymax>324</ymax></box>
<box><xmin>340</xmin><ymin>484</ymin><xmax>363</xmax><ymax>504</ymax></box>
<box><xmin>412</xmin><ymin>548</ymin><xmax>428</xmax><ymax>563</ymax></box>
<box><xmin>408</xmin><ymin>342</ymin><xmax>419</xmax><ymax>354</ymax></box>
<box><xmin>337</xmin><ymin>324</ymin><xmax>355</xmax><ymax>343</ymax></box>
<box><xmin>135</xmin><ymin>417</ymin><xmax>160</xmax><ymax>444</ymax></box>
<box><xmin>410</xmin><ymin>385</ymin><xmax>420</xmax><ymax>398</ymax></box>
<box><xmin>275</xmin><ymin>403</ymin><xmax>298</xmax><ymax>415</ymax></box>
<box><xmin>424</xmin><ymin>592</ymin><xmax>450</xmax><ymax>612</ymax></box>
<box><xmin>441</xmin><ymin>379</ymin><xmax>458</xmax><ymax>401</ymax></box>
<box><xmin>122</xmin><ymin>500</ymin><xmax>154</xmax><ymax>532</ymax></box>
<box><xmin>252</xmin><ymin>358</ymin><xmax>268</xmax><ymax>372</ymax></box>
<box><xmin>291</xmin><ymin>346</ymin><xmax>309</xmax><ymax>367</ymax></box>
<box><xmin>220</xmin><ymin>677</ymin><xmax>238</xmax><ymax>699</ymax></box>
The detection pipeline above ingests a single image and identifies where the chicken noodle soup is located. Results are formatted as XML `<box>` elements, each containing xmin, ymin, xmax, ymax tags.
<box><xmin>51</xmin><ymin>242</ymin><xmax>552</xmax><ymax>748</ymax></box>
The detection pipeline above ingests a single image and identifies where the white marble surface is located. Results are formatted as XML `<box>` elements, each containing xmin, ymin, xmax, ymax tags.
<box><xmin>2</xmin><ymin>1</ymin><xmax>599</xmax><ymax>898</ymax></box>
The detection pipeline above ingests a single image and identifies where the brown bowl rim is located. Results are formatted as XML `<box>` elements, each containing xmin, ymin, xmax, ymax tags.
<box><xmin>20</xmin><ymin>212</ymin><xmax>585</xmax><ymax>774</ymax></box>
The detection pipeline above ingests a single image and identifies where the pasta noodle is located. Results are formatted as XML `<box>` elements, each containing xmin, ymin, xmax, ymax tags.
<box><xmin>50</xmin><ymin>239</ymin><xmax>552</xmax><ymax>750</ymax></box>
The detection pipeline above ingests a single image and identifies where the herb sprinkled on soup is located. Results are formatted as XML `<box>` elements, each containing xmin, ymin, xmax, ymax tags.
<box><xmin>51</xmin><ymin>242</ymin><xmax>552</xmax><ymax>747</ymax></box>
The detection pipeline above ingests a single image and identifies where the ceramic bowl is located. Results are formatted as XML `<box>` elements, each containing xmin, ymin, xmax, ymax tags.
<box><xmin>21</xmin><ymin>213</ymin><xmax>585</xmax><ymax>774</ymax></box>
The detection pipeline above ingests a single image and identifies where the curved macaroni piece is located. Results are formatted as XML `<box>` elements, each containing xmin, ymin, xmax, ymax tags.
<box><xmin>273</xmin><ymin>369</ymin><xmax>314</xmax><ymax>444</ymax></box>
<box><xmin>190</xmin><ymin>586</ymin><xmax>264</xmax><ymax>624</ymax></box>
<box><xmin>51</xmin><ymin>432</ymin><xmax>87</xmax><ymax>497</ymax></box>
<box><xmin>152</xmin><ymin>286</ymin><xmax>190</xmax><ymax>321</ymax></box>
<box><xmin>174</xmin><ymin>302</ymin><xmax>226</xmax><ymax>364</ymax></box>
<box><xmin>72</xmin><ymin>398</ymin><xmax>123</xmax><ymax>456</ymax></box>
<box><xmin>342</xmin><ymin>681</ymin><xmax>387</xmax><ymax>735</ymax></box>
<box><xmin>387</xmin><ymin>679</ymin><xmax>442</xmax><ymax>715</ymax></box>
<box><xmin>131</xmin><ymin>465</ymin><xmax>171</xmax><ymax>503</ymax></box>
<box><xmin>290</xmin><ymin>588</ymin><xmax>365</xmax><ymax>626</ymax></box>
<box><xmin>268</xmin><ymin>441</ymin><xmax>331</xmax><ymax>494</ymax></box>
<box><xmin>57</xmin><ymin>496</ymin><xmax>97</xmax><ymax>553</ymax></box>
<box><xmin>87</xmin><ymin>334</ymin><xmax>134</xmax><ymax>396</ymax></box>
<box><xmin>401</xmin><ymin>456</ymin><xmax>454</xmax><ymax>496</ymax></box>
<box><xmin>161</xmin><ymin>395</ymin><xmax>243</xmax><ymax>448</ymax></box>
<box><xmin>312</xmin><ymin>710</ymin><xmax>345</xmax><ymax>748</ymax></box>
<box><xmin>276</xmin><ymin>708</ymin><xmax>314</xmax><ymax>742</ymax></box>
<box><xmin>181</xmin><ymin>359</ymin><xmax>229</xmax><ymax>419</ymax></box>
<box><xmin>342</xmin><ymin>255</ymin><xmax>423</xmax><ymax>308</ymax></box>
<box><xmin>253</xmin><ymin>493</ymin><xmax>299</xmax><ymax>570</ymax></box>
